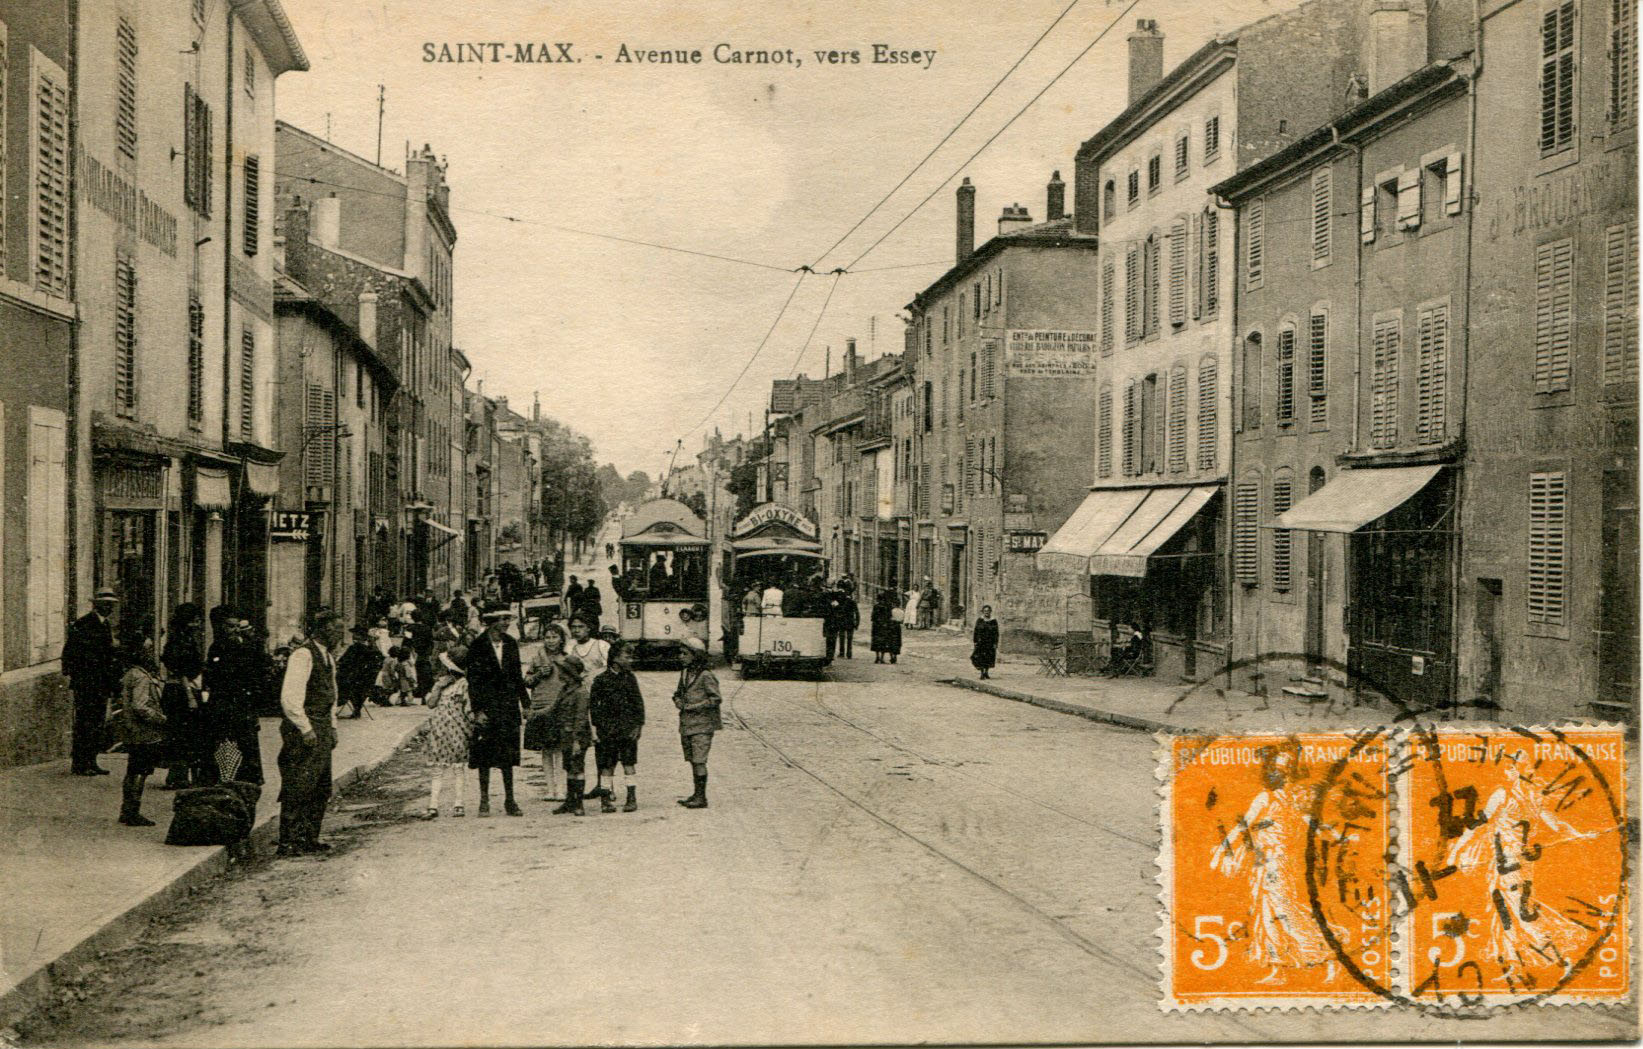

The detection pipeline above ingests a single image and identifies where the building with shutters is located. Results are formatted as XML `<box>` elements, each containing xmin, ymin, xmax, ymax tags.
<box><xmin>271</xmin><ymin>271</ymin><xmax>397</xmax><ymax>638</ymax></box>
<box><xmin>1211</xmin><ymin>55</ymin><xmax>1473</xmax><ymax>711</ymax></box>
<box><xmin>70</xmin><ymin>0</ymin><xmax>304</xmax><ymax>679</ymax></box>
<box><xmin>0</xmin><ymin>0</ymin><xmax>76</xmax><ymax>764</ymax></box>
<box><xmin>1460</xmin><ymin>0</ymin><xmax>1637</xmax><ymax>719</ymax></box>
<box><xmin>906</xmin><ymin>174</ymin><xmax>1102</xmax><ymax>635</ymax></box>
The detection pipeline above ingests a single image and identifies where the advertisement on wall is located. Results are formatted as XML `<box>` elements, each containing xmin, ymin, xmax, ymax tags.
<box><xmin>1005</xmin><ymin>330</ymin><xmax>1100</xmax><ymax>378</ymax></box>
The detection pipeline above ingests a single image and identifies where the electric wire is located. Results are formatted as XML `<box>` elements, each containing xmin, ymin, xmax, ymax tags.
<box><xmin>784</xmin><ymin>269</ymin><xmax>846</xmax><ymax>379</ymax></box>
<box><xmin>676</xmin><ymin>269</ymin><xmax>810</xmax><ymax>443</ymax></box>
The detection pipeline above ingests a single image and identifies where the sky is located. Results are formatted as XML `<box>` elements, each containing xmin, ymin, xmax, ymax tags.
<box><xmin>274</xmin><ymin>0</ymin><xmax>1291</xmax><ymax>476</ymax></box>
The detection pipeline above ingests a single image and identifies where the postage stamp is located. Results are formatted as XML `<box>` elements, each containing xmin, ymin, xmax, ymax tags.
<box><xmin>1159</xmin><ymin>724</ymin><xmax>1630</xmax><ymax>1012</ymax></box>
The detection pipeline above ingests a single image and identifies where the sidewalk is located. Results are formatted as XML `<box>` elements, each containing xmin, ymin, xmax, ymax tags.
<box><xmin>881</xmin><ymin>626</ymin><xmax>1400</xmax><ymax>735</ymax></box>
<box><xmin>0</xmin><ymin>707</ymin><xmax>428</xmax><ymax>1031</ymax></box>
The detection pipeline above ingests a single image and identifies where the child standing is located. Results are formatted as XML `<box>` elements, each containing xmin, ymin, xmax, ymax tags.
<box><xmin>523</xmin><ymin>624</ymin><xmax>577</xmax><ymax>802</ymax></box>
<box><xmin>589</xmin><ymin>641</ymin><xmax>646</xmax><ymax>812</ymax></box>
<box><xmin>422</xmin><ymin>647</ymin><xmax>471</xmax><ymax>818</ymax></box>
<box><xmin>376</xmin><ymin>645</ymin><xmax>418</xmax><ymax>706</ymax></box>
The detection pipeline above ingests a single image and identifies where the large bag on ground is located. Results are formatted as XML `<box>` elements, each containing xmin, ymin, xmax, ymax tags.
<box><xmin>165</xmin><ymin>781</ymin><xmax>261</xmax><ymax>846</ymax></box>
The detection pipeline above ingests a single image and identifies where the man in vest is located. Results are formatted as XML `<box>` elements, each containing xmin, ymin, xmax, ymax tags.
<box><xmin>275</xmin><ymin>611</ymin><xmax>346</xmax><ymax>856</ymax></box>
<box><xmin>62</xmin><ymin>588</ymin><xmax>122</xmax><ymax>775</ymax></box>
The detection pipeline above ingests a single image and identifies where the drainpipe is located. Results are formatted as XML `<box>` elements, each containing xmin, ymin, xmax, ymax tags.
<box><xmin>1336</xmin><ymin>124</ymin><xmax>1365</xmax><ymax>455</ymax></box>
<box><xmin>65</xmin><ymin>0</ymin><xmax>82</xmax><ymax>616</ymax></box>
<box><xmin>220</xmin><ymin>14</ymin><xmax>238</xmax><ymax>605</ymax></box>
<box><xmin>1453</xmin><ymin>36</ymin><xmax>1484</xmax><ymax>708</ymax></box>
<box><xmin>1213</xmin><ymin>193</ymin><xmax>1238</xmax><ymax>690</ymax></box>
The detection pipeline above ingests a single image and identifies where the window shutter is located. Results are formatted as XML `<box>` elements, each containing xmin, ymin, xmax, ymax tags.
<box><xmin>1169</xmin><ymin>217</ymin><xmax>1187</xmax><ymax>327</ymax></box>
<box><xmin>1123</xmin><ymin>381</ymin><xmax>1138</xmax><ymax>476</ymax></box>
<box><xmin>114</xmin><ymin>255</ymin><xmax>137</xmax><ymax>416</ymax></box>
<box><xmin>1125</xmin><ymin>244</ymin><xmax>1139</xmax><ymax>343</ymax></box>
<box><xmin>1272</xmin><ymin>476</ymin><xmax>1294</xmax><ymax>592</ymax></box>
<box><xmin>1527</xmin><ymin>471</ymin><xmax>1568</xmax><ymax>626</ymax></box>
<box><xmin>116</xmin><ymin>18</ymin><xmax>138</xmax><ymax>162</ymax></box>
<box><xmin>1371</xmin><ymin>315</ymin><xmax>1400</xmax><ymax>447</ymax></box>
<box><xmin>26</xmin><ymin>408</ymin><xmax>66</xmax><ymax>662</ymax></box>
<box><xmin>1191</xmin><ymin>212</ymin><xmax>1203</xmax><ymax>320</ymax></box>
<box><xmin>243</xmin><ymin>155</ymin><xmax>260</xmax><ymax>256</ymax></box>
<box><xmin>187</xmin><ymin>297</ymin><xmax>205</xmax><ymax>424</ymax></box>
<box><xmin>1396</xmin><ymin>169</ymin><xmax>1422</xmax><ymax>230</ymax></box>
<box><xmin>184</xmin><ymin>85</ymin><xmax>196</xmax><ymax>210</ymax></box>
<box><xmin>1416</xmin><ymin>302</ymin><xmax>1450</xmax><ymax>443</ymax></box>
<box><xmin>1613</xmin><ymin>0</ymin><xmax>1638</xmax><ymax>127</ymax></box>
<box><xmin>1443</xmin><ymin>152</ymin><xmax>1464</xmax><ymax>215</ymax></box>
<box><xmin>1097</xmin><ymin>386</ymin><xmax>1113</xmax><ymax>479</ymax></box>
<box><xmin>1175</xmin><ymin>133</ymin><xmax>1189</xmax><ymax>175</ymax></box>
<box><xmin>1541</xmin><ymin>2</ymin><xmax>1579</xmax><ymax>155</ymax></box>
<box><xmin>1603</xmin><ymin>220</ymin><xmax>1639</xmax><ymax>385</ymax></box>
<box><xmin>1234</xmin><ymin>480</ymin><xmax>1260</xmax><ymax>585</ymax></box>
<box><xmin>240</xmin><ymin>328</ymin><xmax>256</xmax><ymax>440</ymax></box>
<box><xmin>1144</xmin><ymin>236</ymin><xmax>1160</xmax><ymax>335</ymax></box>
<box><xmin>1204</xmin><ymin>115</ymin><xmax>1220</xmax><ymax>160</ymax></box>
<box><xmin>1168</xmin><ymin>364</ymin><xmax>1187</xmax><ymax>472</ymax></box>
<box><xmin>1308</xmin><ymin>310</ymin><xmax>1328</xmax><ymax>426</ymax></box>
<box><xmin>1311</xmin><ymin>169</ymin><xmax>1332</xmax><ymax>262</ymax></box>
<box><xmin>1246</xmin><ymin>199</ymin><xmax>1264</xmax><ymax>288</ymax></box>
<box><xmin>33</xmin><ymin>63</ymin><xmax>70</xmax><ymax>296</ymax></box>
<box><xmin>965</xmin><ymin>437</ymin><xmax>976</xmax><ymax>496</ymax></box>
<box><xmin>1276</xmin><ymin>327</ymin><xmax>1296</xmax><ymax>422</ymax></box>
<box><xmin>1197</xmin><ymin>357</ymin><xmax>1218</xmax><ymax>472</ymax></box>
<box><xmin>1100</xmin><ymin>261</ymin><xmax>1115</xmax><ymax>355</ymax></box>
<box><xmin>1361</xmin><ymin>184</ymin><xmax>1377</xmax><ymax>243</ymax></box>
<box><xmin>1204</xmin><ymin>210</ymin><xmax>1220</xmax><ymax>313</ymax></box>
<box><xmin>982</xmin><ymin>340</ymin><xmax>997</xmax><ymax>398</ymax></box>
<box><xmin>1534</xmin><ymin>238</ymin><xmax>1574</xmax><ymax>392</ymax></box>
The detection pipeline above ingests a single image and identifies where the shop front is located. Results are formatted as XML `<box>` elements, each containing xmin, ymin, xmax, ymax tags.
<box><xmin>93</xmin><ymin>452</ymin><xmax>167</xmax><ymax>644</ymax></box>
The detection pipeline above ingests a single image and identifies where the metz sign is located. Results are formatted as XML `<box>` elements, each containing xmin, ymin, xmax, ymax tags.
<box><xmin>732</xmin><ymin>503</ymin><xmax>818</xmax><ymax>539</ymax></box>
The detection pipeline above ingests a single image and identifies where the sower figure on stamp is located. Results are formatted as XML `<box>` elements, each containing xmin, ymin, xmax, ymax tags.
<box><xmin>1209</xmin><ymin>741</ymin><xmax>1342</xmax><ymax>986</ymax></box>
<box><xmin>673</xmin><ymin>637</ymin><xmax>721</xmax><ymax>810</ymax></box>
<box><xmin>276</xmin><ymin>611</ymin><xmax>346</xmax><ymax>857</ymax></box>
<box><xmin>63</xmin><ymin>588</ymin><xmax>122</xmax><ymax>776</ymax></box>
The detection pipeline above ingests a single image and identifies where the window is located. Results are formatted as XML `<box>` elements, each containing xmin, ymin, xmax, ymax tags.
<box><xmin>1098</xmin><ymin>385</ymin><xmax>1113</xmax><ymax>478</ymax></box>
<box><xmin>1141</xmin><ymin>373</ymin><xmax>1159</xmax><ymax>474</ymax></box>
<box><xmin>1276</xmin><ymin>324</ymin><xmax>1297</xmax><ymax>423</ymax></box>
<box><xmin>1245</xmin><ymin>198</ymin><xmax>1264</xmax><ymax>289</ymax></box>
<box><xmin>306</xmin><ymin>383</ymin><xmax>336</xmax><ymax>488</ymax></box>
<box><xmin>969</xmin><ymin>352</ymin><xmax>977</xmax><ymax>401</ymax></box>
<box><xmin>243</xmin><ymin>155</ymin><xmax>260</xmax><ymax>256</ymax></box>
<box><xmin>964</xmin><ymin>437</ymin><xmax>975</xmax><ymax>497</ymax></box>
<box><xmin>1103</xmin><ymin>179</ymin><xmax>1116</xmax><ymax>220</ymax></box>
<box><xmin>1308</xmin><ymin>309</ymin><xmax>1328</xmax><ymax>426</ymax></box>
<box><xmin>1272</xmin><ymin>472</ymin><xmax>1294</xmax><ymax>592</ymax></box>
<box><xmin>1202</xmin><ymin>209</ymin><xmax>1220</xmax><ymax>316</ymax></box>
<box><xmin>1396</xmin><ymin>169</ymin><xmax>1422</xmax><ymax>230</ymax></box>
<box><xmin>1415</xmin><ymin>301</ymin><xmax>1450</xmax><ymax>443</ymax></box>
<box><xmin>1122</xmin><ymin>380</ymin><xmax>1138</xmax><ymax>476</ymax></box>
<box><xmin>1427</xmin><ymin>152</ymin><xmax>1465</xmax><ymax>217</ymax></box>
<box><xmin>116</xmin><ymin>17</ymin><xmax>137</xmax><ymax>163</ymax></box>
<box><xmin>32</xmin><ymin>51</ymin><xmax>70</xmax><ymax>297</ymax></box>
<box><xmin>184</xmin><ymin>84</ymin><xmax>213</xmax><ymax>216</ymax></box>
<box><xmin>114</xmin><ymin>254</ymin><xmax>137</xmax><ymax>417</ymax></box>
<box><xmin>972</xmin><ymin>283</ymin><xmax>981</xmax><ymax>320</ymax></box>
<box><xmin>957</xmin><ymin>369</ymin><xmax>966</xmax><ymax>420</ymax></box>
<box><xmin>1169</xmin><ymin>217</ymin><xmax>1188</xmax><ymax>328</ymax></box>
<box><xmin>1234</xmin><ymin>479</ymin><xmax>1260</xmax><ymax>585</ymax></box>
<box><xmin>1127</xmin><ymin>169</ymin><xmax>1140</xmax><ymax>206</ymax></box>
<box><xmin>26</xmin><ymin>407</ymin><xmax>66</xmax><ymax>665</ymax></box>
<box><xmin>1124</xmin><ymin>243</ymin><xmax>1140</xmax><ymax>344</ymax></box>
<box><xmin>922</xmin><ymin>381</ymin><xmax>933</xmax><ymax>432</ymax></box>
<box><xmin>1527</xmin><ymin>471</ymin><xmax>1569</xmax><ymax>626</ymax></box>
<box><xmin>957</xmin><ymin>295</ymin><xmax>966</xmax><ymax>337</ymax></box>
<box><xmin>1604</xmin><ymin>220</ymin><xmax>1640</xmax><ymax>384</ymax></box>
<box><xmin>1361</xmin><ymin>185</ymin><xmax>1377</xmax><ymax>243</ymax></box>
<box><xmin>244</xmin><ymin>47</ymin><xmax>255</xmax><ymax>97</ymax></box>
<box><xmin>1541</xmin><ymin>0</ymin><xmax>1578</xmax><ymax>156</ymax></box>
<box><xmin>1371</xmin><ymin>312</ymin><xmax>1401</xmax><ymax>447</ymax></box>
<box><xmin>1167</xmin><ymin>364</ymin><xmax>1187</xmax><ymax>472</ymax></box>
<box><xmin>1311</xmin><ymin>169</ymin><xmax>1331</xmax><ymax>264</ymax></box>
<box><xmin>187</xmin><ymin>297</ymin><xmax>205</xmax><ymax>425</ymax></box>
<box><xmin>356</xmin><ymin>359</ymin><xmax>366</xmax><ymax>408</ymax></box>
<box><xmin>1241</xmin><ymin>332</ymin><xmax>1262</xmax><ymax>430</ymax></box>
<box><xmin>1147</xmin><ymin>152</ymin><xmax>1162</xmax><ymax>193</ymax></box>
<box><xmin>1100</xmin><ymin>261</ymin><xmax>1114</xmax><ymax>355</ymax></box>
<box><xmin>1534</xmin><ymin>237</ymin><xmax>1574</xmax><ymax>392</ymax></box>
<box><xmin>1174</xmin><ymin>131</ymin><xmax>1189</xmax><ymax>177</ymax></box>
<box><xmin>1197</xmin><ymin>356</ymin><xmax>1218</xmax><ymax>472</ymax></box>
<box><xmin>1612</xmin><ymin>0</ymin><xmax>1637</xmax><ymax>127</ymax></box>
<box><xmin>982</xmin><ymin>339</ymin><xmax>997</xmax><ymax>398</ymax></box>
<box><xmin>942</xmin><ymin>306</ymin><xmax>949</xmax><ymax>343</ymax></box>
<box><xmin>1204</xmin><ymin>115</ymin><xmax>1221</xmax><ymax>161</ymax></box>
<box><xmin>1142</xmin><ymin>234</ymin><xmax>1160</xmax><ymax>337</ymax></box>
<box><xmin>239</xmin><ymin>327</ymin><xmax>255</xmax><ymax>440</ymax></box>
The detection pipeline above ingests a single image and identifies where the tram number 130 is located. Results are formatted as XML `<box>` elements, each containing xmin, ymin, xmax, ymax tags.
<box><xmin>770</xmin><ymin>640</ymin><xmax>794</xmax><ymax>653</ymax></box>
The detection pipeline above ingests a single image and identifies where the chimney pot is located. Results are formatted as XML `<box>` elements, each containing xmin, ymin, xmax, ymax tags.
<box><xmin>997</xmin><ymin>203</ymin><xmax>1033</xmax><ymax>236</ymax></box>
<box><xmin>956</xmin><ymin>177</ymin><xmax>976</xmax><ymax>262</ymax></box>
<box><xmin>1127</xmin><ymin>19</ymin><xmax>1165</xmax><ymax>106</ymax></box>
<box><xmin>1046</xmin><ymin>170</ymin><xmax>1066</xmax><ymax>221</ymax></box>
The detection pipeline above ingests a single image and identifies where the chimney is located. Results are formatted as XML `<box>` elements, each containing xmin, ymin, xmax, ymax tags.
<box><xmin>532</xmin><ymin>390</ymin><xmax>541</xmax><ymax>422</ymax></box>
<box><xmin>845</xmin><ymin>338</ymin><xmax>858</xmax><ymax>385</ymax></box>
<box><xmin>1046</xmin><ymin>171</ymin><xmax>1065</xmax><ymax>222</ymax></box>
<box><xmin>357</xmin><ymin>290</ymin><xmax>378</xmax><ymax>349</ymax></box>
<box><xmin>313</xmin><ymin>193</ymin><xmax>341</xmax><ymax>248</ymax></box>
<box><xmin>1366</xmin><ymin>0</ymin><xmax>1429</xmax><ymax>95</ymax></box>
<box><xmin>956</xmin><ymin>177</ymin><xmax>976</xmax><ymax>262</ymax></box>
<box><xmin>1128</xmin><ymin>20</ymin><xmax>1164</xmax><ymax>105</ymax></box>
<box><xmin>998</xmin><ymin>203</ymin><xmax>1033</xmax><ymax>236</ymax></box>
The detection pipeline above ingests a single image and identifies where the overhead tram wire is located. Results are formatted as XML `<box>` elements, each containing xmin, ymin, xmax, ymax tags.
<box><xmin>806</xmin><ymin>0</ymin><xmax>1090</xmax><ymax>271</ymax></box>
<box><xmin>785</xmin><ymin>269</ymin><xmax>846</xmax><ymax>379</ymax></box>
<box><xmin>675</xmin><ymin>268</ymin><xmax>816</xmax><ymax>444</ymax></box>
<box><xmin>842</xmin><ymin>0</ymin><xmax>1146</xmax><ymax>272</ymax></box>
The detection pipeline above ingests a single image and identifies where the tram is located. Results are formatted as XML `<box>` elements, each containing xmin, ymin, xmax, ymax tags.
<box><xmin>727</xmin><ymin>504</ymin><xmax>831</xmax><ymax>677</ymax></box>
<box><xmin>614</xmin><ymin>498</ymin><xmax>712</xmax><ymax>663</ymax></box>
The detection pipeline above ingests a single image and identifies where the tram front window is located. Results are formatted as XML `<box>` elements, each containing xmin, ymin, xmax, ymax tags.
<box><xmin>622</xmin><ymin>546</ymin><xmax>706</xmax><ymax>600</ymax></box>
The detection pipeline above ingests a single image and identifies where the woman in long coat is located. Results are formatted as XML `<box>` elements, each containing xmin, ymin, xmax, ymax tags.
<box><xmin>870</xmin><ymin>589</ymin><xmax>903</xmax><ymax>664</ymax></box>
<box><xmin>971</xmin><ymin>604</ymin><xmax>999</xmax><ymax>680</ymax></box>
<box><xmin>465</xmin><ymin>606</ymin><xmax>529</xmax><ymax>816</ymax></box>
<box><xmin>160</xmin><ymin>603</ymin><xmax>207</xmax><ymax>788</ymax></box>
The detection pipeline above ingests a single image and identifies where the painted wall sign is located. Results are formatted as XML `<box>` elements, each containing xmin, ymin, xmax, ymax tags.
<box><xmin>1005</xmin><ymin>329</ymin><xmax>1100</xmax><ymax>378</ymax></box>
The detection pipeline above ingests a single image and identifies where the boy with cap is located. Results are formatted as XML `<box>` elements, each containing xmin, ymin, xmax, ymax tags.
<box><xmin>589</xmin><ymin>640</ymin><xmax>645</xmax><ymax>812</ymax></box>
<box><xmin>673</xmin><ymin>636</ymin><xmax>721</xmax><ymax>809</ymax></box>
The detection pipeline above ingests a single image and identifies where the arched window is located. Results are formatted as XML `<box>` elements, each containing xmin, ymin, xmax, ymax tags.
<box><xmin>1097</xmin><ymin>384</ymin><xmax>1114</xmax><ymax>479</ymax></box>
<box><xmin>1103</xmin><ymin>179</ymin><xmax>1116</xmax><ymax>221</ymax></box>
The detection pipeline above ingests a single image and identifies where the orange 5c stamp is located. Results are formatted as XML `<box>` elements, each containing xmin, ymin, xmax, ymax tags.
<box><xmin>1159</xmin><ymin>725</ymin><xmax>1630</xmax><ymax>1013</ymax></box>
<box><xmin>1160</xmin><ymin>732</ymin><xmax>1392</xmax><ymax>1010</ymax></box>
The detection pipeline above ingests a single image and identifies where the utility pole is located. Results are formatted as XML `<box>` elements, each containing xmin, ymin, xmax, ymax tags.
<box><xmin>374</xmin><ymin>84</ymin><xmax>385</xmax><ymax>165</ymax></box>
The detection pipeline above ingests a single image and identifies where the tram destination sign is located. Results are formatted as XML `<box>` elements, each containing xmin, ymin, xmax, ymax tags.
<box><xmin>733</xmin><ymin>503</ymin><xmax>818</xmax><ymax>539</ymax></box>
<box><xmin>1006</xmin><ymin>329</ymin><xmax>1099</xmax><ymax>378</ymax></box>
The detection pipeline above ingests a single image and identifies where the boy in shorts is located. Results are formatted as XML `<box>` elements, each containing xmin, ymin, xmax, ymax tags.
<box><xmin>589</xmin><ymin>641</ymin><xmax>646</xmax><ymax>812</ymax></box>
<box><xmin>673</xmin><ymin>637</ymin><xmax>721</xmax><ymax>809</ymax></box>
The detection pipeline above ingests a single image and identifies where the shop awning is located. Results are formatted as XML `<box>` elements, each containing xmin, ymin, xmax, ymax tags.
<box><xmin>1273</xmin><ymin>464</ymin><xmax>1443</xmax><ymax>532</ymax></box>
<box><xmin>244</xmin><ymin>462</ymin><xmax>280</xmax><ymax>497</ymax></box>
<box><xmin>1036</xmin><ymin>488</ymin><xmax>1149</xmax><ymax>574</ymax></box>
<box><xmin>1090</xmin><ymin>485</ymin><xmax>1218</xmax><ymax>577</ymax></box>
<box><xmin>194</xmin><ymin>467</ymin><xmax>232</xmax><ymax>510</ymax></box>
<box><xmin>424</xmin><ymin>517</ymin><xmax>463</xmax><ymax>545</ymax></box>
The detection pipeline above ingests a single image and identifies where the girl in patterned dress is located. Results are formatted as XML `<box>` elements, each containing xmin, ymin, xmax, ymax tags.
<box><xmin>422</xmin><ymin>646</ymin><xmax>472</xmax><ymax>819</ymax></box>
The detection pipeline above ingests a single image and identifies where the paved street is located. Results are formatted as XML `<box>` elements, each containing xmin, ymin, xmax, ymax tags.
<box><xmin>18</xmin><ymin>656</ymin><xmax>1632</xmax><ymax>1047</ymax></box>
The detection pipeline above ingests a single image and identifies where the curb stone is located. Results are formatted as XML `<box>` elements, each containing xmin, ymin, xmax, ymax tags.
<box><xmin>940</xmin><ymin>677</ymin><xmax>1179</xmax><ymax>735</ymax></box>
<box><xmin>0</xmin><ymin>716</ymin><xmax>429</xmax><ymax>1033</ymax></box>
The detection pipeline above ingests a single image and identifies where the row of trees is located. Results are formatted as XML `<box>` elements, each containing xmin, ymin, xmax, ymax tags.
<box><xmin>537</xmin><ymin>418</ymin><xmax>606</xmax><ymax>558</ymax></box>
<box><xmin>596</xmin><ymin>464</ymin><xmax>655</xmax><ymax>511</ymax></box>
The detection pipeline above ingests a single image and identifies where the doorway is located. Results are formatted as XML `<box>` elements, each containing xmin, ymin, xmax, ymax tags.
<box><xmin>948</xmin><ymin>541</ymin><xmax>966</xmax><ymax>623</ymax></box>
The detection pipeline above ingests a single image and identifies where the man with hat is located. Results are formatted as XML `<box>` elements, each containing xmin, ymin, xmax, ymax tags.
<box><xmin>276</xmin><ymin>610</ymin><xmax>346</xmax><ymax>856</ymax></box>
<box><xmin>336</xmin><ymin>623</ymin><xmax>385</xmax><ymax>719</ymax></box>
<box><xmin>62</xmin><ymin>588</ymin><xmax>123</xmax><ymax>775</ymax></box>
<box><xmin>466</xmin><ymin>602</ymin><xmax>529</xmax><ymax>816</ymax></box>
<box><xmin>672</xmin><ymin>636</ymin><xmax>721</xmax><ymax>809</ymax></box>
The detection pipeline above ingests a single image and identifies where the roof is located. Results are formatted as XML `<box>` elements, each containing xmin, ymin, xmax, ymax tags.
<box><xmin>907</xmin><ymin>217</ymin><xmax>1097</xmax><ymax>313</ymax></box>
<box><xmin>769</xmin><ymin>376</ymin><xmax>828</xmax><ymax>414</ymax></box>
<box><xmin>1074</xmin><ymin>38</ymin><xmax>1237</xmax><ymax>166</ymax></box>
<box><xmin>1210</xmin><ymin>61</ymin><xmax>1469</xmax><ymax>202</ymax></box>
<box><xmin>273</xmin><ymin>270</ymin><xmax>398</xmax><ymax>387</ymax></box>
<box><xmin>232</xmin><ymin>0</ymin><xmax>309</xmax><ymax>76</ymax></box>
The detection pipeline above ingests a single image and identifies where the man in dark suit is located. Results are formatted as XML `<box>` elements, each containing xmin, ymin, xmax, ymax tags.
<box><xmin>466</xmin><ymin>604</ymin><xmax>529</xmax><ymax>816</ymax></box>
<box><xmin>62</xmin><ymin>588</ymin><xmax>122</xmax><ymax>775</ymax></box>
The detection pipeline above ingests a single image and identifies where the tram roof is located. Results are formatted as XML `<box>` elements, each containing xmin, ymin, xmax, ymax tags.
<box><xmin>621</xmin><ymin>498</ymin><xmax>706</xmax><ymax>541</ymax></box>
<box><xmin>731</xmin><ymin>536</ymin><xmax>826</xmax><ymax>556</ymax></box>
